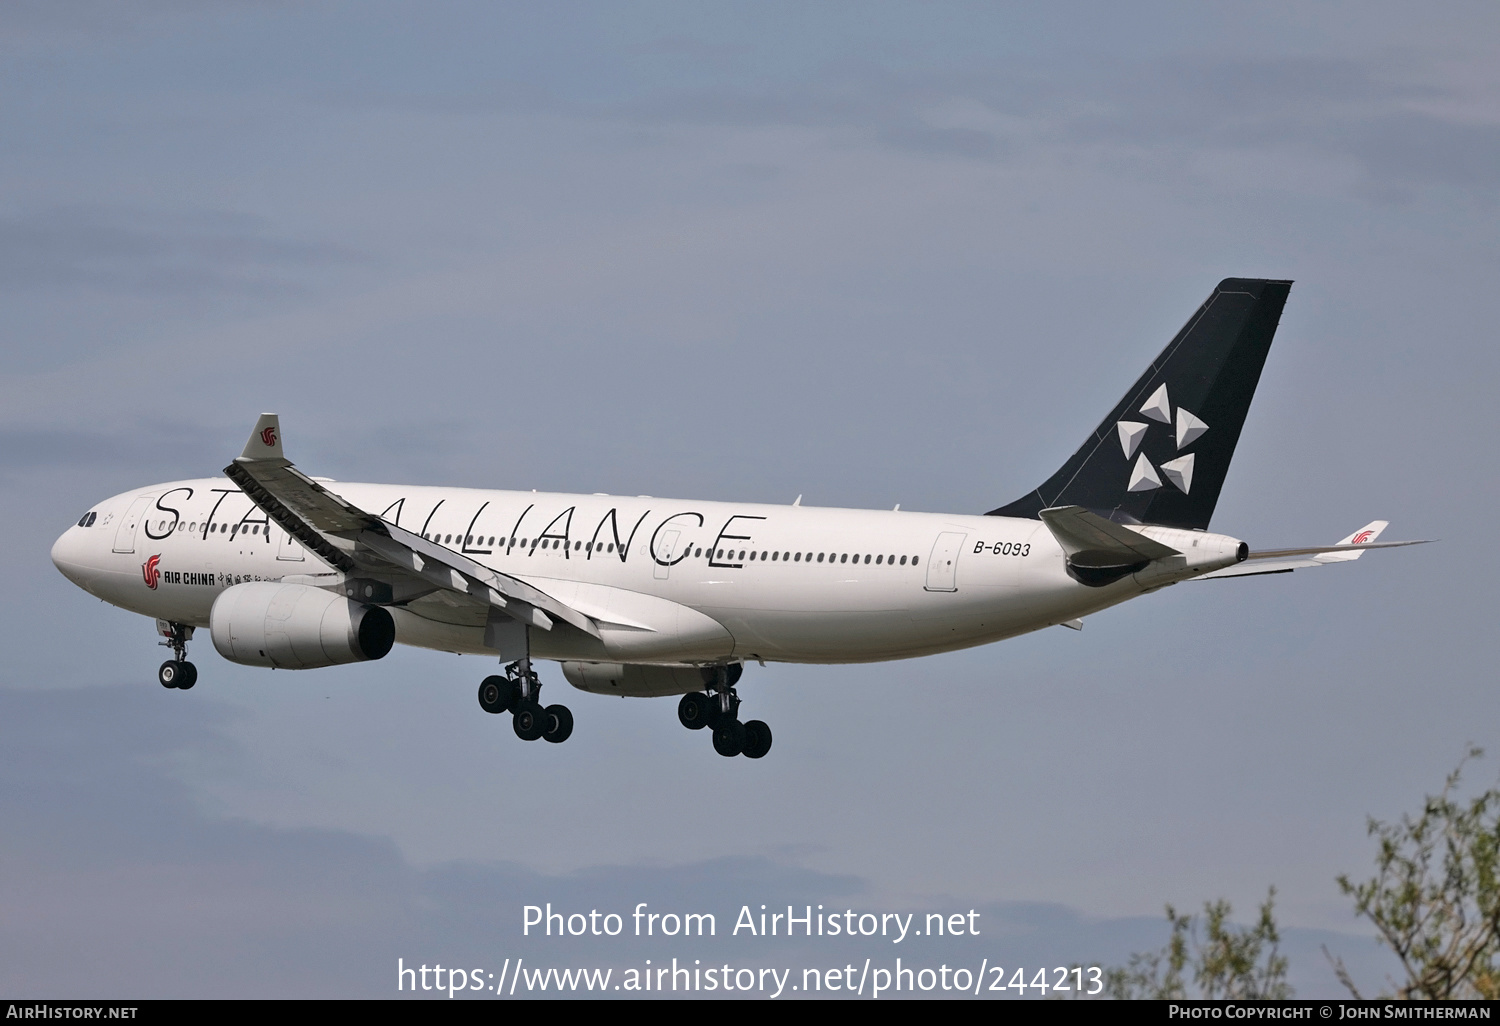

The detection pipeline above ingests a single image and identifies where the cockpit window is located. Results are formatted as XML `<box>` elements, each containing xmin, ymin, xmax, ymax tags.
<box><xmin>76</xmin><ymin>512</ymin><xmax>97</xmax><ymax>527</ymax></box>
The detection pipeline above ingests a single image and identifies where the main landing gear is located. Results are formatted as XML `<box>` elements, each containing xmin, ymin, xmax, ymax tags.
<box><xmin>477</xmin><ymin>657</ymin><xmax>573</xmax><ymax>744</ymax></box>
<box><xmin>157</xmin><ymin>620</ymin><xmax>197</xmax><ymax>691</ymax></box>
<box><xmin>677</xmin><ymin>663</ymin><xmax>771</xmax><ymax>759</ymax></box>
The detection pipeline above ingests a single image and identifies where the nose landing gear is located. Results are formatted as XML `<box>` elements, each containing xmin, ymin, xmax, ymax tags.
<box><xmin>476</xmin><ymin>655</ymin><xmax>573</xmax><ymax>744</ymax></box>
<box><xmin>156</xmin><ymin>621</ymin><xmax>197</xmax><ymax>690</ymax></box>
<box><xmin>679</xmin><ymin>664</ymin><xmax>772</xmax><ymax>759</ymax></box>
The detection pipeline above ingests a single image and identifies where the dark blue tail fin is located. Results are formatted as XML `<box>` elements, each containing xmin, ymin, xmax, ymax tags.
<box><xmin>989</xmin><ymin>278</ymin><xmax>1292</xmax><ymax>530</ymax></box>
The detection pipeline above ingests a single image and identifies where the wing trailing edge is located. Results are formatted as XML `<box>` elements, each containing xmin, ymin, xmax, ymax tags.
<box><xmin>1196</xmin><ymin>520</ymin><xmax>1432</xmax><ymax>580</ymax></box>
<box><xmin>223</xmin><ymin>414</ymin><xmax>601</xmax><ymax>639</ymax></box>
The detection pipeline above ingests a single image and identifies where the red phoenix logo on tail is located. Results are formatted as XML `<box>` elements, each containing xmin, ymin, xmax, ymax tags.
<box><xmin>260</xmin><ymin>425</ymin><xmax>277</xmax><ymax>448</ymax></box>
<box><xmin>1352</xmin><ymin>530</ymin><xmax>1374</xmax><ymax>545</ymax></box>
<box><xmin>141</xmin><ymin>554</ymin><xmax>161</xmax><ymax>589</ymax></box>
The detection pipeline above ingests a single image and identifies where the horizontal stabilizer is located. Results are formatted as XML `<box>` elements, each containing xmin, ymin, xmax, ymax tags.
<box><xmin>1040</xmin><ymin>505</ymin><xmax>1180</xmax><ymax>587</ymax></box>
<box><xmin>1040</xmin><ymin>506</ymin><xmax>1180</xmax><ymax>562</ymax></box>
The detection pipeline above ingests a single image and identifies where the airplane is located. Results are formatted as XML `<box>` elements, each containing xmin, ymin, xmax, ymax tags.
<box><xmin>50</xmin><ymin>278</ymin><xmax>1428</xmax><ymax>759</ymax></box>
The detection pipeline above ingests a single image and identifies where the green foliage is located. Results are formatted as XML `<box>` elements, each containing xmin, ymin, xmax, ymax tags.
<box><xmin>1334</xmin><ymin>747</ymin><xmax>1500</xmax><ymax>999</ymax></box>
<box><xmin>1105</xmin><ymin>889</ymin><xmax>1291</xmax><ymax>999</ymax></box>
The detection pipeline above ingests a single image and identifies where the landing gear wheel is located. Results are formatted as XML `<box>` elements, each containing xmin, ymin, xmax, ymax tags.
<box><xmin>741</xmin><ymin>719</ymin><xmax>772</xmax><ymax>759</ymax></box>
<box><xmin>478</xmin><ymin>675</ymin><xmax>515</xmax><ymax>715</ymax></box>
<box><xmin>175</xmin><ymin>662</ymin><xmax>198</xmax><ymax>691</ymax></box>
<box><xmin>712</xmin><ymin>719</ymin><xmax>746</xmax><ymax>757</ymax></box>
<box><xmin>542</xmin><ymin>704</ymin><xmax>574</xmax><ymax>744</ymax></box>
<box><xmin>158</xmin><ymin>660</ymin><xmax>183</xmax><ymax>689</ymax></box>
<box><xmin>678</xmin><ymin>692</ymin><xmax>713</xmax><ymax>730</ymax></box>
<box><xmin>512</xmin><ymin>702</ymin><xmax>547</xmax><ymax>741</ymax></box>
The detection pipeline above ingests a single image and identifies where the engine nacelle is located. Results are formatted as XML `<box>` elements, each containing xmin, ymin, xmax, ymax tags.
<box><xmin>210</xmin><ymin>581</ymin><xmax>395</xmax><ymax>670</ymax></box>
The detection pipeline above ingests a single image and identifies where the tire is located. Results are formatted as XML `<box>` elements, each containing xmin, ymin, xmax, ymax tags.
<box><xmin>741</xmin><ymin>719</ymin><xmax>772</xmax><ymax>759</ymax></box>
<box><xmin>478</xmin><ymin>675</ymin><xmax>514</xmax><ymax>715</ymax></box>
<box><xmin>159</xmin><ymin>660</ymin><xmax>181</xmax><ymax>689</ymax></box>
<box><xmin>512</xmin><ymin>702</ymin><xmax>547</xmax><ymax>741</ymax></box>
<box><xmin>176</xmin><ymin>662</ymin><xmax>198</xmax><ymax>691</ymax></box>
<box><xmin>712</xmin><ymin>719</ymin><xmax>746</xmax><ymax>757</ymax></box>
<box><xmin>677</xmin><ymin>692</ymin><xmax>713</xmax><ymax>730</ymax></box>
<box><xmin>542</xmin><ymin>704</ymin><xmax>574</xmax><ymax>744</ymax></box>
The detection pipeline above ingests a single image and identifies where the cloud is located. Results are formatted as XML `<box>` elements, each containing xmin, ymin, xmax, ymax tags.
<box><xmin>0</xmin><ymin>1</ymin><xmax>294</xmax><ymax>42</ymax></box>
<box><xmin>0</xmin><ymin>421</ymin><xmax>232</xmax><ymax>477</ymax></box>
<box><xmin>0</xmin><ymin>206</ymin><xmax>361</xmax><ymax>297</ymax></box>
<box><xmin>0</xmin><ymin>685</ymin><xmax>1394</xmax><ymax>997</ymax></box>
<box><xmin>595</xmin><ymin>53</ymin><xmax>1500</xmax><ymax>197</ymax></box>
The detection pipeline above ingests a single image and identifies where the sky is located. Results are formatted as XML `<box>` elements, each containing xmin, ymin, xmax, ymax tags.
<box><xmin>2</xmin><ymin>0</ymin><xmax>1498</xmax><ymax>999</ymax></box>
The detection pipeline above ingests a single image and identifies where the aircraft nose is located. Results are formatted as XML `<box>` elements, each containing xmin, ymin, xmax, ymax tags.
<box><xmin>51</xmin><ymin>522</ymin><xmax>91</xmax><ymax>587</ymax></box>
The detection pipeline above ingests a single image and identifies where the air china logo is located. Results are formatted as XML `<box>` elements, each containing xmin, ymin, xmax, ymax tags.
<box><xmin>1115</xmin><ymin>383</ymin><xmax>1208</xmax><ymax>496</ymax></box>
<box><xmin>1352</xmin><ymin>530</ymin><xmax>1374</xmax><ymax>545</ymax></box>
<box><xmin>261</xmin><ymin>425</ymin><xmax>278</xmax><ymax>448</ymax></box>
<box><xmin>141</xmin><ymin>554</ymin><xmax>161</xmax><ymax>590</ymax></box>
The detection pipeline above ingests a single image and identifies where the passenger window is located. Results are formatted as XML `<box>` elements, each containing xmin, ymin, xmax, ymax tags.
<box><xmin>840</xmin><ymin>554</ymin><xmax>848</xmax><ymax>563</ymax></box>
<box><xmin>794</xmin><ymin>552</ymin><xmax>801</xmax><ymax>562</ymax></box>
<box><xmin>864</xmin><ymin>554</ymin><xmax>871</xmax><ymax>564</ymax></box>
<box><xmin>912</xmin><ymin>556</ymin><xmax>919</xmax><ymax>566</ymax></box>
<box><xmin>817</xmin><ymin>553</ymin><xmax>824</xmax><ymax>563</ymax></box>
<box><xmin>875</xmin><ymin>554</ymin><xmax>883</xmax><ymax>564</ymax></box>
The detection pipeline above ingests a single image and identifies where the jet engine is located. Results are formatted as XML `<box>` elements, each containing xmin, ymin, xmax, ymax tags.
<box><xmin>210</xmin><ymin>581</ymin><xmax>395</xmax><ymax>669</ymax></box>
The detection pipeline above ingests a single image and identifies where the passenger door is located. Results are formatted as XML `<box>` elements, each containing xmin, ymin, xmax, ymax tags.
<box><xmin>924</xmin><ymin>532</ymin><xmax>966</xmax><ymax>592</ymax></box>
<box><xmin>112</xmin><ymin>495</ymin><xmax>153</xmax><ymax>554</ymax></box>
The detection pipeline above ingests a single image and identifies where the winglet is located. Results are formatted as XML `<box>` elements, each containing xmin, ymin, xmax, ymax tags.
<box><xmin>1315</xmin><ymin>520</ymin><xmax>1388</xmax><ymax>563</ymax></box>
<box><xmin>240</xmin><ymin>413</ymin><xmax>284</xmax><ymax>461</ymax></box>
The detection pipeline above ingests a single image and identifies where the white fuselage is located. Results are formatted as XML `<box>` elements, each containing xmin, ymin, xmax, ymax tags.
<box><xmin>51</xmin><ymin>478</ymin><xmax>1244</xmax><ymax>667</ymax></box>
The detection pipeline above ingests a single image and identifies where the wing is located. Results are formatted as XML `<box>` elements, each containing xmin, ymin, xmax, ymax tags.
<box><xmin>1196</xmin><ymin>519</ymin><xmax>1432</xmax><ymax>580</ymax></box>
<box><xmin>222</xmin><ymin>413</ymin><xmax>600</xmax><ymax>638</ymax></box>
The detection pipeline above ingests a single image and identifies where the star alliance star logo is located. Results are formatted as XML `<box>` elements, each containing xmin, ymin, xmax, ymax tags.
<box><xmin>1116</xmin><ymin>383</ymin><xmax>1207</xmax><ymax>494</ymax></box>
